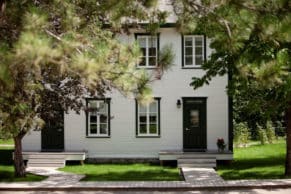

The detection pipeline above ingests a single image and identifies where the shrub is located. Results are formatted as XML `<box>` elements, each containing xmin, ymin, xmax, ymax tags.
<box><xmin>266</xmin><ymin>121</ymin><xmax>276</xmax><ymax>144</ymax></box>
<box><xmin>234</xmin><ymin>122</ymin><xmax>250</xmax><ymax>147</ymax></box>
<box><xmin>257</xmin><ymin>126</ymin><xmax>268</xmax><ymax>145</ymax></box>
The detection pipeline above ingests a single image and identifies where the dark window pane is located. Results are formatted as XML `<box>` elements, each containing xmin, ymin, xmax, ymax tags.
<box><xmin>185</xmin><ymin>37</ymin><xmax>192</xmax><ymax>46</ymax></box>
<box><xmin>195</xmin><ymin>37</ymin><xmax>203</xmax><ymax>46</ymax></box>
<box><xmin>149</xmin><ymin>57</ymin><xmax>157</xmax><ymax>66</ymax></box>
<box><xmin>90</xmin><ymin>124</ymin><xmax>97</xmax><ymax>134</ymax></box>
<box><xmin>139</xmin><ymin>124</ymin><xmax>147</xmax><ymax>134</ymax></box>
<box><xmin>149</xmin><ymin>47</ymin><xmax>156</xmax><ymax>56</ymax></box>
<box><xmin>139</xmin><ymin>115</ymin><xmax>147</xmax><ymax>123</ymax></box>
<box><xmin>149</xmin><ymin>124</ymin><xmax>157</xmax><ymax>134</ymax></box>
<box><xmin>90</xmin><ymin>115</ymin><xmax>97</xmax><ymax>123</ymax></box>
<box><xmin>100</xmin><ymin>114</ymin><xmax>107</xmax><ymax>123</ymax></box>
<box><xmin>185</xmin><ymin>56</ymin><xmax>193</xmax><ymax>65</ymax></box>
<box><xmin>139</xmin><ymin>57</ymin><xmax>146</xmax><ymax>66</ymax></box>
<box><xmin>195</xmin><ymin>56</ymin><xmax>203</xmax><ymax>65</ymax></box>
<box><xmin>100</xmin><ymin>124</ymin><xmax>107</xmax><ymax>134</ymax></box>
<box><xmin>185</xmin><ymin>47</ymin><xmax>193</xmax><ymax>55</ymax></box>
<box><xmin>141</xmin><ymin>48</ymin><xmax>146</xmax><ymax>57</ymax></box>
<box><xmin>195</xmin><ymin>47</ymin><xmax>203</xmax><ymax>55</ymax></box>
<box><xmin>150</xmin><ymin>115</ymin><xmax>157</xmax><ymax>123</ymax></box>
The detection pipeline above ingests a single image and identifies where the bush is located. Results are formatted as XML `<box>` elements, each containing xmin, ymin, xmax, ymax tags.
<box><xmin>266</xmin><ymin>121</ymin><xmax>276</xmax><ymax>144</ymax></box>
<box><xmin>257</xmin><ymin>126</ymin><xmax>268</xmax><ymax>145</ymax></box>
<box><xmin>234</xmin><ymin>122</ymin><xmax>250</xmax><ymax>147</ymax></box>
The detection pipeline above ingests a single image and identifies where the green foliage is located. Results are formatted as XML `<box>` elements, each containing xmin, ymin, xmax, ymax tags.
<box><xmin>234</xmin><ymin>122</ymin><xmax>250</xmax><ymax>147</ymax></box>
<box><xmin>257</xmin><ymin>126</ymin><xmax>268</xmax><ymax>145</ymax></box>
<box><xmin>266</xmin><ymin>121</ymin><xmax>276</xmax><ymax>144</ymax></box>
<box><xmin>174</xmin><ymin>0</ymin><xmax>291</xmax><ymax>126</ymax></box>
<box><xmin>0</xmin><ymin>0</ymin><xmax>173</xmax><ymax>176</ymax></box>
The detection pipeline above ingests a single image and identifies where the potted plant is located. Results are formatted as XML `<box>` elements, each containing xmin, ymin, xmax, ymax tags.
<box><xmin>217</xmin><ymin>138</ymin><xmax>226</xmax><ymax>153</ymax></box>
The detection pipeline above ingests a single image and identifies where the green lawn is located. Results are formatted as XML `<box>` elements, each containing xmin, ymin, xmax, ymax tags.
<box><xmin>217</xmin><ymin>139</ymin><xmax>287</xmax><ymax>180</ymax></box>
<box><xmin>61</xmin><ymin>163</ymin><xmax>181</xmax><ymax>181</ymax></box>
<box><xmin>0</xmin><ymin>148</ymin><xmax>46</xmax><ymax>182</ymax></box>
<box><xmin>0</xmin><ymin>139</ymin><xmax>13</xmax><ymax>145</ymax></box>
<box><xmin>0</xmin><ymin>165</ymin><xmax>46</xmax><ymax>182</ymax></box>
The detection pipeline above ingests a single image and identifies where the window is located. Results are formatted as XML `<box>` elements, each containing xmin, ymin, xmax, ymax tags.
<box><xmin>183</xmin><ymin>35</ymin><xmax>205</xmax><ymax>67</ymax></box>
<box><xmin>136</xmin><ymin>34</ymin><xmax>159</xmax><ymax>68</ymax></box>
<box><xmin>136</xmin><ymin>98</ymin><xmax>161</xmax><ymax>137</ymax></box>
<box><xmin>86</xmin><ymin>99</ymin><xmax>110</xmax><ymax>137</ymax></box>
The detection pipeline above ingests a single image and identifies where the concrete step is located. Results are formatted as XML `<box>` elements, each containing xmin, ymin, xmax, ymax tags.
<box><xmin>178</xmin><ymin>163</ymin><xmax>216</xmax><ymax>168</ymax></box>
<box><xmin>178</xmin><ymin>158</ymin><xmax>215</xmax><ymax>163</ymax></box>
<box><xmin>177</xmin><ymin>157</ymin><xmax>216</xmax><ymax>168</ymax></box>
<box><xmin>27</xmin><ymin>155</ymin><xmax>65</xmax><ymax>159</ymax></box>
<box><xmin>27</xmin><ymin>158</ymin><xmax>65</xmax><ymax>168</ymax></box>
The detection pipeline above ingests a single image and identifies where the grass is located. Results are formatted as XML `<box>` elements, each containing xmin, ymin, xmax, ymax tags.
<box><xmin>0</xmin><ymin>139</ymin><xmax>14</xmax><ymax>149</ymax></box>
<box><xmin>0</xmin><ymin>139</ymin><xmax>13</xmax><ymax>145</ymax></box>
<box><xmin>217</xmin><ymin>139</ymin><xmax>287</xmax><ymax>180</ymax></box>
<box><xmin>0</xmin><ymin>148</ymin><xmax>46</xmax><ymax>182</ymax></box>
<box><xmin>60</xmin><ymin>163</ymin><xmax>181</xmax><ymax>181</ymax></box>
<box><xmin>0</xmin><ymin>165</ymin><xmax>46</xmax><ymax>182</ymax></box>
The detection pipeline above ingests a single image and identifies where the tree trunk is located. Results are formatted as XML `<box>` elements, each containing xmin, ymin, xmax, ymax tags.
<box><xmin>285</xmin><ymin>102</ymin><xmax>291</xmax><ymax>176</ymax></box>
<box><xmin>13</xmin><ymin>135</ymin><xmax>26</xmax><ymax>177</ymax></box>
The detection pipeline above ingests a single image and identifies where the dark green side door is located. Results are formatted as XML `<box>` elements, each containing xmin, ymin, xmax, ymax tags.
<box><xmin>183</xmin><ymin>97</ymin><xmax>207</xmax><ymax>151</ymax></box>
<box><xmin>41</xmin><ymin>110</ymin><xmax>64</xmax><ymax>151</ymax></box>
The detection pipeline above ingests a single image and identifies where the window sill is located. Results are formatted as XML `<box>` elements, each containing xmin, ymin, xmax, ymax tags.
<box><xmin>136</xmin><ymin>67</ymin><xmax>158</xmax><ymax>70</ymax></box>
<box><xmin>182</xmin><ymin>66</ymin><xmax>203</xmax><ymax>69</ymax></box>
<box><xmin>86</xmin><ymin>136</ymin><xmax>111</xmax><ymax>138</ymax></box>
<box><xmin>136</xmin><ymin>135</ymin><xmax>160</xmax><ymax>138</ymax></box>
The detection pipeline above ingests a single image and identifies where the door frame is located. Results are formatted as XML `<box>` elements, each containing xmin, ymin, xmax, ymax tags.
<box><xmin>182</xmin><ymin>97</ymin><xmax>207</xmax><ymax>151</ymax></box>
<box><xmin>41</xmin><ymin>111</ymin><xmax>65</xmax><ymax>152</ymax></box>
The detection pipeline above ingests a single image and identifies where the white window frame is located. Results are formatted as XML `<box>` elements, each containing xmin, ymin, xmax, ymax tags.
<box><xmin>183</xmin><ymin>35</ymin><xmax>205</xmax><ymax>67</ymax></box>
<box><xmin>136</xmin><ymin>35</ymin><xmax>158</xmax><ymax>68</ymax></box>
<box><xmin>87</xmin><ymin>100</ymin><xmax>110</xmax><ymax>137</ymax></box>
<box><xmin>137</xmin><ymin>99</ymin><xmax>160</xmax><ymax>137</ymax></box>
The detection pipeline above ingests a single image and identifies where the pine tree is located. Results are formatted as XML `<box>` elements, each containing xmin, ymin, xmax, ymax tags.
<box><xmin>172</xmin><ymin>0</ymin><xmax>291</xmax><ymax>175</ymax></box>
<box><xmin>0</xmin><ymin>0</ymin><xmax>171</xmax><ymax>177</ymax></box>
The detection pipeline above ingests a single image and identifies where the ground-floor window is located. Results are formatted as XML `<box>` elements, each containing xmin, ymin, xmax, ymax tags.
<box><xmin>136</xmin><ymin>98</ymin><xmax>161</xmax><ymax>137</ymax></box>
<box><xmin>86</xmin><ymin>98</ymin><xmax>110</xmax><ymax>137</ymax></box>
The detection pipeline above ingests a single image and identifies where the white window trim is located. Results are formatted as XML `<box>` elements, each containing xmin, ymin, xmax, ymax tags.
<box><xmin>136</xmin><ymin>35</ymin><xmax>158</xmax><ymax>68</ymax></box>
<box><xmin>87</xmin><ymin>100</ymin><xmax>110</xmax><ymax>137</ymax></box>
<box><xmin>137</xmin><ymin>100</ymin><xmax>160</xmax><ymax>136</ymax></box>
<box><xmin>183</xmin><ymin>35</ymin><xmax>204</xmax><ymax>67</ymax></box>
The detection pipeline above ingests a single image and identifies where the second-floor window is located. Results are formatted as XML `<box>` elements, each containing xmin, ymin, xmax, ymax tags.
<box><xmin>136</xmin><ymin>34</ymin><xmax>159</xmax><ymax>68</ymax></box>
<box><xmin>183</xmin><ymin>35</ymin><xmax>205</xmax><ymax>67</ymax></box>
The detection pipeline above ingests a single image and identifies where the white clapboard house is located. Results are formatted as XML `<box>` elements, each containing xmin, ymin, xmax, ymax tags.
<box><xmin>22</xmin><ymin>1</ymin><xmax>233</xmax><ymax>168</ymax></box>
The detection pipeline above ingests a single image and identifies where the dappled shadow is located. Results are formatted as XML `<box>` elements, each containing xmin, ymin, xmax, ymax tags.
<box><xmin>81</xmin><ymin>169</ymin><xmax>181</xmax><ymax>181</ymax></box>
<box><xmin>0</xmin><ymin>166</ymin><xmax>46</xmax><ymax>182</ymax></box>
<box><xmin>217</xmin><ymin>154</ymin><xmax>287</xmax><ymax>180</ymax></box>
<box><xmin>0</xmin><ymin>149</ymin><xmax>13</xmax><ymax>165</ymax></box>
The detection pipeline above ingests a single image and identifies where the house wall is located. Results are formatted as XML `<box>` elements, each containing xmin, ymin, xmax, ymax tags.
<box><xmin>22</xmin><ymin>27</ymin><xmax>229</xmax><ymax>158</ymax></box>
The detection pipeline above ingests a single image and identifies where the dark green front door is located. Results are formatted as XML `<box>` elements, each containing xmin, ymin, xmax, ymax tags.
<box><xmin>41</xmin><ymin>110</ymin><xmax>64</xmax><ymax>151</ymax></box>
<box><xmin>183</xmin><ymin>97</ymin><xmax>207</xmax><ymax>151</ymax></box>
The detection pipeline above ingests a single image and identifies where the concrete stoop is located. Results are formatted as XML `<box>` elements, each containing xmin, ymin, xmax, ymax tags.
<box><xmin>178</xmin><ymin>157</ymin><xmax>216</xmax><ymax>168</ymax></box>
<box><xmin>26</xmin><ymin>154</ymin><xmax>65</xmax><ymax>168</ymax></box>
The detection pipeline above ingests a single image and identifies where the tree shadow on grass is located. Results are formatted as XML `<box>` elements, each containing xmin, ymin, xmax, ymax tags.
<box><xmin>81</xmin><ymin>169</ymin><xmax>181</xmax><ymax>181</ymax></box>
<box><xmin>0</xmin><ymin>165</ymin><xmax>46</xmax><ymax>182</ymax></box>
<box><xmin>217</xmin><ymin>155</ymin><xmax>286</xmax><ymax>180</ymax></box>
<box><xmin>0</xmin><ymin>149</ymin><xmax>14</xmax><ymax>165</ymax></box>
